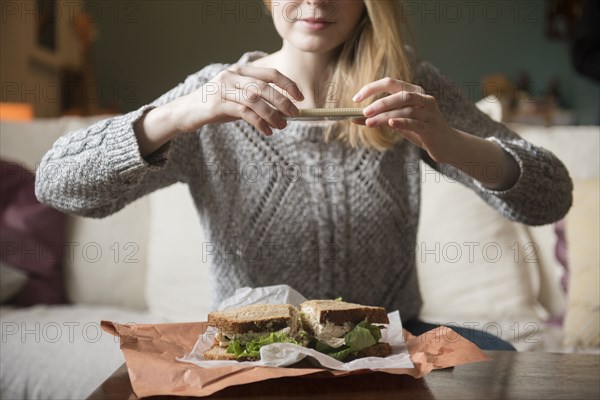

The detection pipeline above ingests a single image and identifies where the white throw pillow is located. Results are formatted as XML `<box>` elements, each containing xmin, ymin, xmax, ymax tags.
<box><xmin>63</xmin><ymin>199</ymin><xmax>149</xmax><ymax>310</ymax></box>
<box><xmin>417</xmin><ymin>162</ymin><xmax>546</xmax><ymax>324</ymax></box>
<box><xmin>146</xmin><ymin>183</ymin><xmax>212</xmax><ymax>322</ymax></box>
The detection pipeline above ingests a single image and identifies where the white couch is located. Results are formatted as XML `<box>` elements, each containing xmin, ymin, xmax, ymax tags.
<box><xmin>1</xmin><ymin>115</ymin><xmax>598</xmax><ymax>400</ymax></box>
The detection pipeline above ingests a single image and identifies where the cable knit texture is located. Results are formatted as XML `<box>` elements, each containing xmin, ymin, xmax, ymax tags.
<box><xmin>35</xmin><ymin>51</ymin><xmax>573</xmax><ymax>320</ymax></box>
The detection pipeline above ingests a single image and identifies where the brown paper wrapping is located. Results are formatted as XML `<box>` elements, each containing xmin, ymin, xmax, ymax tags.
<box><xmin>101</xmin><ymin>320</ymin><xmax>489</xmax><ymax>398</ymax></box>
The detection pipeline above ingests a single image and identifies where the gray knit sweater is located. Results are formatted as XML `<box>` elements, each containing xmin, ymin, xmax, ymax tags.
<box><xmin>35</xmin><ymin>51</ymin><xmax>572</xmax><ymax>320</ymax></box>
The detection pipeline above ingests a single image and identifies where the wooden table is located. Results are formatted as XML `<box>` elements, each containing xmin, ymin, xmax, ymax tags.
<box><xmin>87</xmin><ymin>351</ymin><xmax>599</xmax><ymax>400</ymax></box>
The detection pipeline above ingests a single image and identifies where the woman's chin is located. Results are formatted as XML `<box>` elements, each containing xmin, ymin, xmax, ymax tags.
<box><xmin>290</xmin><ymin>39</ymin><xmax>343</xmax><ymax>55</ymax></box>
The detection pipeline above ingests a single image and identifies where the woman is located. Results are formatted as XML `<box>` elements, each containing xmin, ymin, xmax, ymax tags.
<box><xmin>35</xmin><ymin>0</ymin><xmax>572</xmax><ymax>350</ymax></box>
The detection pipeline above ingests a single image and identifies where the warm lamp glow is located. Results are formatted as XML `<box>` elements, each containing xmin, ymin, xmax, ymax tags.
<box><xmin>0</xmin><ymin>103</ymin><xmax>34</xmax><ymax>121</ymax></box>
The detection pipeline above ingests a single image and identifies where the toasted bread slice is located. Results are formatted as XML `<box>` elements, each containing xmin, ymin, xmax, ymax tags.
<box><xmin>207</xmin><ymin>303</ymin><xmax>298</xmax><ymax>333</ymax></box>
<box><xmin>203</xmin><ymin>345</ymin><xmax>258</xmax><ymax>361</ymax></box>
<box><xmin>203</xmin><ymin>345</ymin><xmax>237</xmax><ymax>361</ymax></box>
<box><xmin>300</xmin><ymin>300</ymin><xmax>389</xmax><ymax>325</ymax></box>
<box><xmin>352</xmin><ymin>342</ymin><xmax>393</xmax><ymax>359</ymax></box>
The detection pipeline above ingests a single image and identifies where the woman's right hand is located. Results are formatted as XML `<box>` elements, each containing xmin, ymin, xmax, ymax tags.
<box><xmin>172</xmin><ymin>65</ymin><xmax>304</xmax><ymax>136</ymax></box>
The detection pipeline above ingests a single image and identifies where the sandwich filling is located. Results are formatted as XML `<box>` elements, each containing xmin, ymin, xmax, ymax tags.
<box><xmin>301</xmin><ymin>305</ymin><xmax>387</xmax><ymax>361</ymax></box>
<box><xmin>216</xmin><ymin>327</ymin><xmax>294</xmax><ymax>347</ymax></box>
<box><xmin>301</xmin><ymin>305</ymin><xmax>353</xmax><ymax>348</ymax></box>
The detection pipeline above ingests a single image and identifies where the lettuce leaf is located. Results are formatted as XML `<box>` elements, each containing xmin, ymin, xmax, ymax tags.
<box><xmin>226</xmin><ymin>331</ymin><xmax>303</xmax><ymax>359</ymax></box>
<box><xmin>362</xmin><ymin>320</ymin><xmax>382</xmax><ymax>342</ymax></box>
<box><xmin>314</xmin><ymin>320</ymin><xmax>383</xmax><ymax>361</ymax></box>
<box><xmin>345</xmin><ymin>325</ymin><xmax>377</xmax><ymax>351</ymax></box>
<box><xmin>327</xmin><ymin>347</ymin><xmax>355</xmax><ymax>361</ymax></box>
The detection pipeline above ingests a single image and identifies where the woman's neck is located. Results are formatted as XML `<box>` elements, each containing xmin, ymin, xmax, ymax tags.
<box><xmin>256</xmin><ymin>42</ymin><xmax>339</xmax><ymax>108</ymax></box>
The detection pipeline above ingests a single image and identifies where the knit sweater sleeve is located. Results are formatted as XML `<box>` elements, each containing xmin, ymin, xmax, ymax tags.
<box><xmin>35</xmin><ymin>63</ymin><xmax>227</xmax><ymax>218</ymax></box>
<box><xmin>414</xmin><ymin>61</ymin><xmax>573</xmax><ymax>226</ymax></box>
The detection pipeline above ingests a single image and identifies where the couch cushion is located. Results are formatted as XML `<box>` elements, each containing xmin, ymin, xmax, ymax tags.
<box><xmin>417</xmin><ymin>161</ymin><xmax>546</xmax><ymax>323</ymax></box>
<box><xmin>517</xmin><ymin>125</ymin><xmax>600</xmax><ymax>319</ymax></box>
<box><xmin>0</xmin><ymin>305</ymin><xmax>163</xmax><ymax>400</ymax></box>
<box><xmin>563</xmin><ymin>179</ymin><xmax>600</xmax><ymax>348</ymax></box>
<box><xmin>508</xmin><ymin>124</ymin><xmax>600</xmax><ymax>180</ymax></box>
<box><xmin>0</xmin><ymin>118</ymin><xmax>149</xmax><ymax>309</ymax></box>
<box><xmin>146</xmin><ymin>182</ymin><xmax>212</xmax><ymax>321</ymax></box>
<box><xmin>511</xmin><ymin>125</ymin><xmax>600</xmax><ymax>351</ymax></box>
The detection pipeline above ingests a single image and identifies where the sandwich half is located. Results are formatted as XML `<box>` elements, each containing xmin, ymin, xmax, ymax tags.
<box><xmin>300</xmin><ymin>300</ymin><xmax>392</xmax><ymax>361</ymax></box>
<box><xmin>204</xmin><ymin>303</ymin><xmax>305</xmax><ymax>361</ymax></box>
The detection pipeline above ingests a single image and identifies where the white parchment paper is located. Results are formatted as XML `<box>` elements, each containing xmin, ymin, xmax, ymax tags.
<box><xmin>177</xmin><ymin>285</ymin><xmax>413</xmax><ymax>371</ymax></box>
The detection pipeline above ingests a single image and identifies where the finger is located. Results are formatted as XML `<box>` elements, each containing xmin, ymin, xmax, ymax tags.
<box><xmin>243</xmin><ymin>80</ymin><xmax>300</xmax><ymax>118</ymax></box>
<box><xmin>227</xmin><ymin>65</ymin><xmax>304</xmax><ymax>101</ymax></box>
<box><xmin>363</xmin><ymin>92</ymin><xmax>431</xmax><ymax>118</ymax></box>
<box><xmin>365</xmin><ymin>107</ymin><xmax>427</xmax><ymax>128</ymax></box>
<box><xmin>398</xmin><ymin>130</ymin><xmax>425</xmax><ymax>148</ymax></box>
<box><xmin>353</xmin><ymin>77</ymin><xmax>424</xmax><ymax>102</ymax></box>
<box><xmin>389</xmin><ymin>120</ymin><xmax>425</xmax><ymax>148</ymax></box>
<box><xmin>223</xmin><ymin>88</ymin><xmax>287</xmax><ymax>131</ymax></box>
<box><xmin>222</xmin><ymin>73</ymin><xmax>299</xmax><ymax>118</ymax></box>
<box><xmin>228</xmin><ymin>102</ymin><xmax>273</xmax><ymax>136</ymax></box>
<box><xmin>388</xmin><ymin>117</ymin><xmax>426</xmax><ymax>134</ymax></box>
<box><xmin>351</xmin><ymin>117</ymin><xmax>367</xmax><ymax>125</ymax></box>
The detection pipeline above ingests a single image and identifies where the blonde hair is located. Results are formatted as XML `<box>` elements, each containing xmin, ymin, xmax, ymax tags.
<box><xmin>264</xmin><ymin>0</ymin><xmax>413</xmax><ymax>151</ymax></box>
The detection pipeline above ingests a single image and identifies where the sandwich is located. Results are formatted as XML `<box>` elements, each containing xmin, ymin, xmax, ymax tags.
<box><xmin>300</xmin><ymin>299</ymin><xmax>392</xmax><ymax>361</ymax></box>
<box><xmin>204</xmin><ymin>303</ymin><xmax>306</xmax><ymax>361</ymax></box>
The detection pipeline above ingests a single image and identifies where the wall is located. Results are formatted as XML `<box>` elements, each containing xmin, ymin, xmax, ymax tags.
<box><xmin>86</xmin><ymin>1</ymin><xmax>597</xmax><ymax>124</ymax></box>
<box><xmin>1</xmin><ymin>0</ymin><xmax>84</xmax><ymax>117</ymax></box>
<box><xmin>404</xmin><ymin>0</ymin><xmax>599</xmax><ymax>124</ymax></box>
<box><xmin>89</xmin><ymin>0</ymin><xmax>280</xmax><ymax>113</ymax></box>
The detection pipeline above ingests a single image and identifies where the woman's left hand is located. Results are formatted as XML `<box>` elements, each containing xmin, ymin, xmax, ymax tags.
<box><xmin>353</xmin><ymin>77</ymin><xmax>457</xmax><ymax>162</ymax></box>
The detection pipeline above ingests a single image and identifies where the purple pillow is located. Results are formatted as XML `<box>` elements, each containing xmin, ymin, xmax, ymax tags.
<box><xmin>554</xmin><ymin>219</ymin><xmax>568</xmax><ymax>293</ymax></box>
<box><xmin>0</xmin><ymin>159</ymin><xmax>67</xmax><ymax>305</ymax></box>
